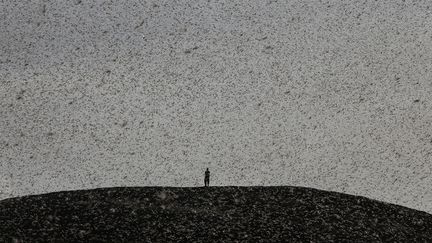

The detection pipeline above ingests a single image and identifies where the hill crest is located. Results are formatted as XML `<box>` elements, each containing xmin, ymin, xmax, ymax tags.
<box><xmin>1</xmin><ymin>186</ymin><xmax>431</xmax><ymax>242</ymax></box>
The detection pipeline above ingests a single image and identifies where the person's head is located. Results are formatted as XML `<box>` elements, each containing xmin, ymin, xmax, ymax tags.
<box><xmin>206</xmin><ymin>168</ymin><xmax>209</xmax><ymax>171</ymax></box>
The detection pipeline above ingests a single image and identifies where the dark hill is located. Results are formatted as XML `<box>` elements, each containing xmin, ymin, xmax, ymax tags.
<box><xmin>1</xmin><ymin>186</ymin><xmax>432</xmax><ymax>242</ymax></box>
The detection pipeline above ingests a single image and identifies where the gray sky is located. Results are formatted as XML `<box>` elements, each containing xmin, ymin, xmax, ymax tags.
<box><xmin>1</xmin><ymin>0</ymin><xmax>432</xmax><ymax>213</ymax></box>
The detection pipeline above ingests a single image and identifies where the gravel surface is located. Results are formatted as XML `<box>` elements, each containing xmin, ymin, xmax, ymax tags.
<box><xmin>1</xmin><ymin>186</ymin><xmax>431</xmax><ymax>242</ymax></box>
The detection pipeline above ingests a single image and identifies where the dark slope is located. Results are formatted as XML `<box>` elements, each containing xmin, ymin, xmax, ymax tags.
<box><xmin>1</xmin><ymin>186</ymin><xmax>431</xmax><ymax>242</ymax></box>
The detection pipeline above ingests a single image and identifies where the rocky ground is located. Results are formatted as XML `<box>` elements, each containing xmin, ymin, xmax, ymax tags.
<box><xmin>1</xmin><ymin>186</ymin><xmax>432</xmax><ymax>242</ymax></box>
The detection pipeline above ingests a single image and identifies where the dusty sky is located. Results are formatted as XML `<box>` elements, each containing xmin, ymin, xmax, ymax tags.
<box><xmin>1</xmin><ymin>0</ymin><xmax>432</xmax><ymax>213</ymax></box>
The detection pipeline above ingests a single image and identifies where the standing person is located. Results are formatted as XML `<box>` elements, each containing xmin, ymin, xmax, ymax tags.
<box><xmin>204</xmin><ymin>168</ymin><xmax>210</xmax><ymax>187</ymax></box>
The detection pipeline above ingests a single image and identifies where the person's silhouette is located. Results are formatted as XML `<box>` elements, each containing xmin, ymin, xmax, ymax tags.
<box><xmin>204</xmin><ymin>168</ymin><xmax>210</xmax><ymax>187</ymax></box>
